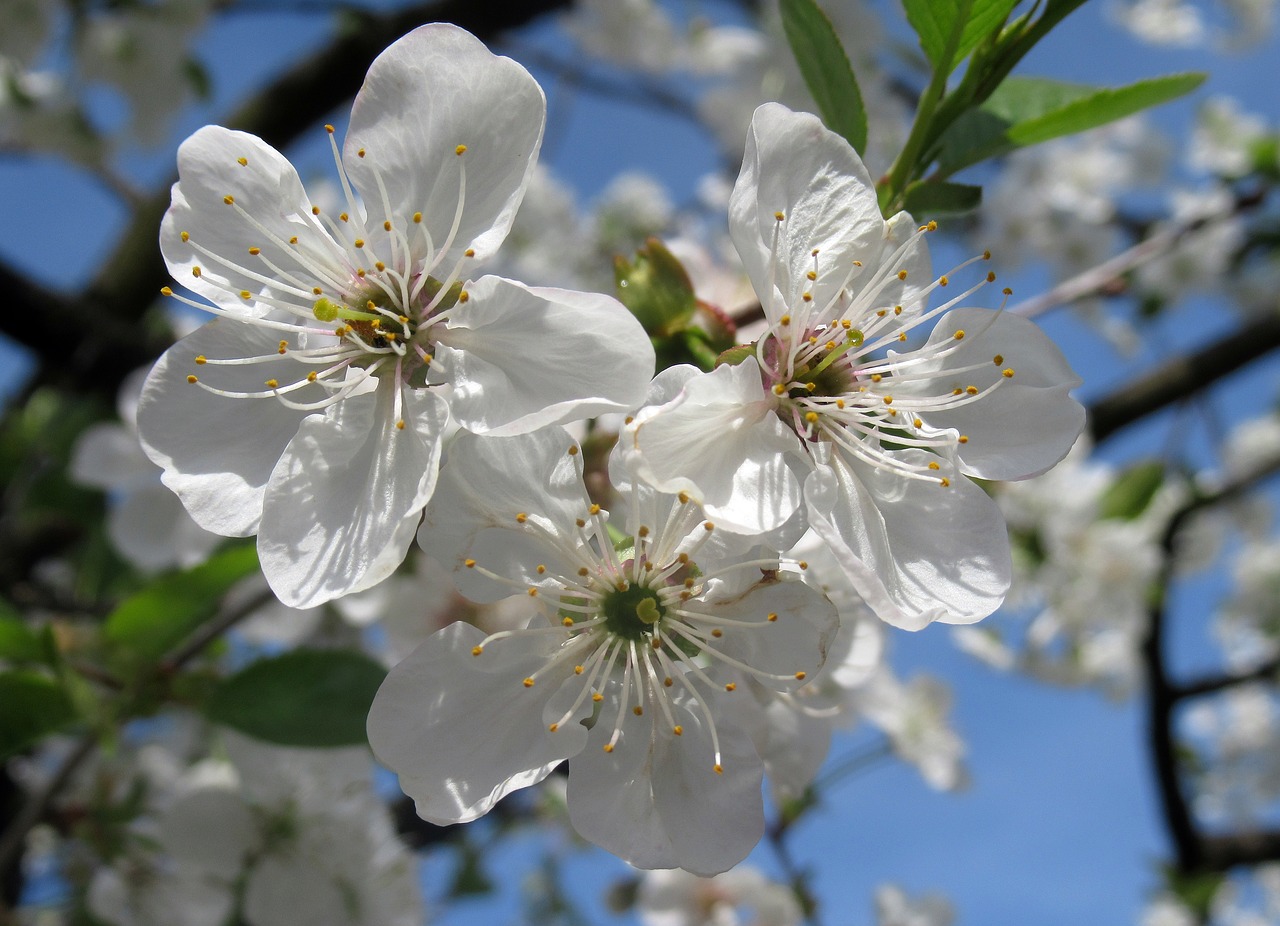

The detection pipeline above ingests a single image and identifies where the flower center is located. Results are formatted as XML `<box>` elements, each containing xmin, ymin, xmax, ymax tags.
<box><xmin>600</xmin><ymin>583</ymin><xmax>666</xmax><ymax>641</ymax></box>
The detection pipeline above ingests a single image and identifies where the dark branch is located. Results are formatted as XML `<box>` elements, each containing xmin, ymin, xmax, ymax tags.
<box><xmin>1173</xmin><ymin>656</ymin><xmax>1280</xmax><ymax>702</ymax></box>
<box><xmin>1088</xmin><ymin>313</ymin><xmax>1280</xmax><ymax>445</ymax></box>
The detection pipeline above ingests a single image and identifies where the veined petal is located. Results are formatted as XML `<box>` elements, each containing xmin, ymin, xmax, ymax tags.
<box><xmin>437</xmin><ymin>275</ymin><xmax>654</xmax><ymax>435</ymax></box>
<box><xmin>345</xmin><ymin>23</ymin><xmax>545</xmax><ymax>266</ymax></box>
<box><xmin>730</xmin><ymin>103</ymin><xmax>885</xmax><ymax>317</ymax></box>
<box><xmin>419</xmin><ymin>428</ymin><xmax>587</xmax><ymax>603</ymax></box>
<box><xmin>686</xmin><ymin>577</ymin><xmax>838</xmax><ymax>692</ymax></box>
<box><xmin>909</xmin><ymin>308</ymin><xmax>1085</xmax><ymax>480</ymax></box>
<box><xmin>367</xmin><ymin>622</ymin><xmax>588</xmax><ymax>824</ymax></box>
<box><xmin>628</xmin><ymin>358</ymin><xmax>805</xmax><ymax>534</ymax></box>
<box><xmin>804</xmin><ymin>453</ymin><xmax>1010</xmax><ymax>630</ymax></box>
<box><xmin>161</xmin><ymin>126</ymin><xmax>331</xmax><ymax>315</ymax></box>
<box><xmin>136</xmin><ymin>320</ymin><xmax>322</xmax><ymax>537</ymax></box>
<box><xmin>258</xmin><ymin>380</ymin><xmax>448</xmax><ymax>608</ymax></box>
<box><xmin>566</xmin><ymin>687</ymin><xmax>764</xmax><ymax>876</ymax></box>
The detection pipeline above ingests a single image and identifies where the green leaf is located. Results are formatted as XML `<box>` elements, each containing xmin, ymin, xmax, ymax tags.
<box><xmin>781</xmin><ymin>0</ymin><xmax>868</xmax><ymax>153</ymax></box>
<box><xmin>902</xmin><ymin>180</ymin><xmax>982</xmax><ymax>216</ymax></box>
<box><xmin>0</xmin><ymin>614</ymin><xmax>46</xmax><ymax>665</ymax></box>
<box><xmin>903</xmin><ymin>0</ymin><xmax>1018</xmax><ymax>74</ymax></box>
<box><xmin>936</xmin><ymin>73</ymin><xmax>1205</xmax><ymax>173</ymax></box>
<box><xmin>0</xmin><ymin>671</ymin><xmax>79</xmax><ymax>758</ymax></box>
<box><xmin>204</xmin><ymin>649</ymin><xmax>387</xmax><ymax>748</ymax></box>
<box><xmin>1099</xmin><ymin>461</ymin><xmax>1165</xmax><ymax>521</ymax></box>
<box><xmin>614</xmin><ymin>238</ymin><xmax>697</xmax><ymax>337</ymax></box>
<box><xmin>104</xmin><ymin>542</ymin><xmax>259</xmax><ymax>665</ymax></box>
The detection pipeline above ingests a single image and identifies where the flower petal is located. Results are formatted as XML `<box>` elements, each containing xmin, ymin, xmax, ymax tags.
<box><xmin>437</xmin><ymin>275</ymin><xmax>654</xmax><ymax>435</ymax></box>
<box><xmin>804</xmin><ymin>452</ymin><xmax>1010</xmax><ymax>629</ymax></box>
<box><xmin>136</xmin><ymin>320</ymin><xmax>322</xmax><ymax>537</ymax></box>
<box><xmin>344</xmin><ymin>23</ymin><xmax>545</xmax><ymax>266</ymax></box>
<box><xmin>367</xmin><ymin>622</ymin><xmax>588</xmax><ymax>824</ymax></box>
<box><xmin>911</xmin><ymin>308</ymin><xmax>1085</xmax><ymax>480</ymax></box>
<box><xmin>628</xmin><ymin>358</ymin><xmax>805</xmax><ymax>534</ymax></box>
<box><xmin>258</xmin><ymin>380</ymin><xmax>447</xmax><ymax>608</ymax></box>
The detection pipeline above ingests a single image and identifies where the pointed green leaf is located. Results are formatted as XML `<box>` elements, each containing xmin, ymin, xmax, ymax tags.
<box><xmin>937</xmin><ymin>73</ymin><xmax>1205</xmax><ymax>173</ymax></box>
<box><xmin>902</xmin><ymin>180</ymin><xmax>983</xmax><ymax>216</ymax></box>
<box><xmin>902</xmin><ymin>0</ymin><xmax>1018</xmax><ymax>73</ymax></box>
<box><xmin>204</xmin><ymin>649</ymin><xmax>387</xmax><ymax>748</ymax></box>
<box><xmin>0</xmin><ymin>672</ymin><xmax>79</xmax><ymax>759</ymax></box>
<box><xmin>104</xmin><ymin>542</ymin><xmax>259</xmax><ymax>665</ymax></box>
<box><xmin>781</xmin><ymin>0</ymin><xmax>868</xmax><ymax>153</ymax></box>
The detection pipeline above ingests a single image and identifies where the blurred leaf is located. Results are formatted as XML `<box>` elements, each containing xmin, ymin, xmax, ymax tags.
<box><xmin>0</xmin><ymin>610</ymin><xmax>47</xmax><ymax>665</ymax></box>
<box><xmin>615</xmin><ymin>238</ymin><xmax>697</xmax><ymax>338</ymax></box>
<box><xmin>902</xmin><ymin>179</ymin><xmax>982</xmax><ymax>216</ymax></box>
<box><xmin>0</xmin><ymin>671</ymin><xmax>79</xmax><ymax>758</ymax></box>
<box><xmin>104</xmin><ymin>542</ymin><xmax>259</xmax><ymax>665</ymax></box>
<box><xmin>1099</xmin><ymin>461</ymin><xmax>1165</xmax><ymax>520</ymax></box>
<box><xmin>450</xmin><ymin>843</ymin><xmax>494</xmax><ymax>897</ymax></box>
<box><xmin>204</xmin><ymin>649</ymin><xmax>386</xmax><ymax>748</ymax></box>
<box><xmin>1161</xmin><ymin>865</ymin><xmax>1224</xmax><ymax>921</ymax></box>
<box><xmin>780</xmin><ymin>0</ymin><xmax>868</xmax><ymax>152</ymax></box>
<box><xmin>936</xmin><ymin>73</ymin><xmax>1205</xmax><ymax>173</ymax></box>
<box><xmin>903</xmin><ymin>0</ymin><xmax>1017</xmax><ymax>74</ymax></box>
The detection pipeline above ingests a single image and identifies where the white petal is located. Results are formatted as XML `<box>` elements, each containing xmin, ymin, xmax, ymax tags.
<box><xmin>804</xmin><ymin>452</ymin><xmax>1010</xmax><ymax>629</ymax></box>
<box><xmin>438</xmin><ymin>275</ymin><xmax>654</xmax><ymax>435</ymax></box>
<box><xmin>912</xmin><ymin>308</ymin><xmax>1085</xmax><ymax>480</ymax></box>
<box><xmin>160</xmin><ymin>786</ymin><xmax>257</xmax><ymax>879</ymax></box>
<box><xmin>730</xmin><ymin>103</ymin><xmax>885</xmax><ymax>317</ymax></box>
<box><xmin>107</xmin><ymin>485</ymin><xmax>222</xmax><ymax>573</ymax></box>
<box><xmin>419</xmin><ymin>429</ymin><xmax>587</xmax><ymax>602</ymax></box>
<box><xmin>243</xmin><ymin>855</ymin><xmax>347</xmax><ymax>926</ymax></box>
<box><xmin>567</xmin><ymin>687</ymin><xmax>764</xmax><ymax>875</ymax></box>
<box><xmin>344</xmin><ymin>23</ymin><xmax>545</xmax><ymax>266</ymax></box>
<box><xmin>70</xmin><ymin>423</ymin><xmax>155</xmax><ymax>492</ymax></box>
<box><xmin>368</xmin><ymin>622</ymin><xmax>588</xmax><ymax>824</ymax></box>
<box><xmin>136</xmin><ymin>320</ymin><xmax>321</xmax><ymax>537</ymax></box>
<box><xmin>629</xmin><ymin>358</ymin><xmax>805</xmax><ymax>534</ymax></box>
<box><xmin>162</xmin><ymin>126</ymin><xmax>331</xmax><ymax>314</ymax></box>
<box><xmin>687</xmin><ymin>577</ymin><xmax>837</xmax><ymax>692</ymax></box>
<box><xmin>258</xmin><ymin>381</ymin><xmax>447</xmax><ymax>608</ymax></box>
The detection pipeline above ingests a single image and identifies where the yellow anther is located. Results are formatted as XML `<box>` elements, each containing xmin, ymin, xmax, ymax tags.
<box><xmin>633</xmin><ymin>706</ymin><xmax>643</xmax><ymax>716</ymax></box>
<box><xmin>592</xmin><ymin>692</ymin><xmax>604</xmax><ymax>702</ymax></box>
<box><xmin>940</xmin><ymin>477</ymin><xmax>951</xmax><ymax>487</ymax></box>
<box><xmin>853</xmin><ymin>259</ymin><xmax>862</xmax><ymax>266</ymax></box>
<box><xmin>307</xmin><ymin>372</ymin><xmax>317</xmax><ymax>382</ymax></box>
<box><xmin>465</xmin><ymin>248</ymin><xmax>475</xmax><ymax>257</ymax></box>
<box><xmin>568</xmin><ymin>445</ymin><xmax>579</xmax><ymax>456</ymax></box>
<box><xmin>589</xmin><ymin>504</ymin><xmax>601</xmax><ymax>515</ymax></box>
<box><xmin>186</xmin><ymin>374</ymin><xmax>198</xmax><ymax>384</ymax></box>
<box><xmin>806</xmin><ymin>270</ymin><xmax>817</xmax><ymax>280</ymax></box>
<box><xmin>894</xmin><ymin>305</ymin><xmax>903</xmax><ymax>315</ymax></box>
<box><xmin>795</xmin><ymin>671</ymin><xmax>807</xmax><ymax>680</ymax></box>
<box><xmin>576</xmin><ymin>518</ymin><xmax>586</xmax><ymax>528</ymax></box>
<box><xmin>913</xmin><ymin>417</ymin><xmax>923</xmax><ymax>428</ymax></box>
<box><xmin>354</xmin><ymin>238</ymin><xmax>365</xmax><ymax>248</ymax></box>
<box><xmin>578</xmin><ymin>567</ymin><xmax>590</xmax><ymax>577</ymax></box>
<box><xmin>953</xmin><ymin>387</ymin><xmax>963</xmax><ymax>395</ymax></box>
<box><xmin>993</xmin><ymin>354</ymin><xmax>1004</xmax><ymax>365</ymax></box>
<box><xmin>986</xmin><ymin>271</ymin><xmax>997</xmax><ymax>282</ymax></box>
<box><xmin>413</xmin><ymin>212</ymin><xmax>422</xmax><ymax>223</ymax></box>
<box><xmin>825</xmin><ymin>340</ymin><xmax>837</xmax><ymax>351</ymax></box>
<box><xmin>237</xmin><ymin>156</ymin><xmax>247</xmax><ymax>166</ymax></box>
<box><xmin>396</xmin><ymin>419</ymin><xmax>405</xmax><ymax>430</ymax></box>
<box><xmin>714</xmin><ymin>764</ymin><xmax>724</xmax><ymax>775</ymax></box>
<box><xmin>677</xmin><ymin>491</ymin><xmax>690</xmax><ymax>504</ymax></box>
<box><xmin>192</xmin><ymin>266</ymin><xmax>202</xmax><ymax>278</ymax></box>
<box><xmin>1003</xmin><ymin>368</ymin><xmax>1015</xmax><ymax>378</ymax></box>
<box><xmin>325</xmin><ymin>124</ymin><xmax>334</xmax><ymax>133</ymax></box>
<box><xmin>983</xmin><ymin>249</ymin><xmax>992</xmax><ymax>260</ymax></box>
<box><xmin>312</xmin><ymin>205</ymin><xmax>321</xmax><ymax>215</ymax></box>
<box><xmin>240</xmin><ymin>290</ymin><xmax>251</xmax><ymax>300</ymax></box>
<box><xmin>928</xmin><ymin>461</ymin><xmax>940</xmax><ymax>471</ymax></box>
<box><xmin>773</xmin><ymin>383</ymin><xmax>787</xmax><ymax>395</ymax></box>
<box><xmin>779</xmin><ymin>314</ymin><xmax>791</xmax><ymax>326</ymax></box>
<box><xmin>959</xmin><ymin>435</ymin><xmax>969</xmax><ymax>444</ymax></box>
<box><xmin>805</xmin><ymin>411</ymin><xmax>819</xmax><ymax>423</ymax></box>
<box><xmin>1002</xmin><ymin>287</ymin><xmax>1013</xmax><ymax>295</ymax></box>
<box><xmin>897</xmin><ymin>270</ymin><xmax>908</xmax><ymax>281</ymax></box>
<box><xmin>966</xmin><ymin>385</ymin><xmax>979</xmax><ymax>395</ymax></box>
<box><xmin>703</xmin><ymin>522</ymin><xmax>715</xmax><ymax>532</ymax></box>
<box><xmin>939</xmin><ymin>276</ymin><xmax>949</xmax><ymax>286</ymax></box>
<box><xmin>180</xmin><ymin>231</ymin><xmax>189</xmax><ymax>242</ymax></box>
<box><xmin>194</xmin><ymin>354</ymin><xmax>207</xmax><ymax>364</ymax></box>
<box><xmin>953</xmin><ymin>330</ymin><xmax>965</xmax><ymax>340</ymax></box>
<box><xmin>383</xmin><ymin>220</ymin><xmax>392</xmax><ymax>231</ymax></box>
<box><xmin>683</xmin><ymin>578</ymin><xmax>695</xmax><ymax>589</ymax></box>
<box><xmin>767</xmin><ymin>612</ymin><xmax>778</xmax><ymax>622</ymax></box>
<box><xmin>265</xmin><ymin>379</ymin><xmax>279</xmax><ymax>389</ymax></box>
<box><xmin>523</xmin><ymin>677</ymin><xmax>535</xmax><ymax>688</ymax></box>
<box><xmin>527</xmin><ymin>588</ymin><xmax>538</xmax><ymax>597</ymax></box>
<box><xmin>464</xmin><ymin>559</ymin><xmax>477</xmax><ymax>568</ymax></box>
<box><xmin>883</xmin><ymin>395</ymin><xmax>893</xmax><ymax>405</ymax></box>
<box><xmin>339</xmin><ymin>212</ymin><xmax>349</xmax><ymax>223</ymax></box>
<box><xmin>836</xmin><ymin>399</ymin><xmax>846</xmax><ymax>409</ymax></box>
<box><xmin>812</xmin><ymin>248</ymin><xmax>820</xmax><ymax>257</ymax></box>
<box><xmin>574</xmin><ymin>664</ymin><xmax>584</xmax><ymax>674</ymax></box>
<box><xmin>459</xmin><ymin>290</ymin><xmax>470</xmax><ymax>303</ymax></box>
<box><xmin>223</xmin><ymin>195</ymin><xmax>234</xmax><ymax>205</ymax></box>
<box><xmin>711</xmin><ymin>628</ymin><xmax>723</xmax><ymax>638</ymax></box>
<box><xmin>725</xmin><ymin>682</ymin><xmax>736</xmax><ymax>692</ymax></box>
<box><xmin>602</xmin><ymin>744</ymin><xmax>613</xmax><ymax>753</ymax></box>
<box><xmin>774</xmin><ymin>211</ymin><xmax>785</xmax><ymax>221</ymax></box>
<box><xmin>562</xmin><ymin>616</ymin><xmax>574</xmax><ymax>627</ymax></box>
<box><xmin>536</xmin><ymin>564</ymin><xmax>547</xmax><ymax>574</ymax></box>
<box><xmin>248</xmin><ymin>246</ymin><xmax>261</xmax><ymax>256</ymax></box>
<box><xmin>455</xmin><ymin>144</ymin><xmax>467</xmax><ymax>156</ymax></box>
<box><xmin>677</xmin><ymin>553</ymin><xmax>689</xmax><ymax>564</ymax></box>
<box><xmin>375</xmin><ymin>261</ymin><xmax>386</xmax><ymax>272</ymax></box>
<box><xmin>278</xmin><ymin>341</ymin><xmax>288</xmax><ymax>354</ymax></box>
<box><xmin>356</xmin><ymin>148</ymin><xmax>365</xmax><ymax>158</ymax></box>
<box><xmin>549</xmin><ymin>723</ymin><xmax>559</xmax><ymax>732</ymax></box>
<box><xmin>289</xmin><ymin>236</ymin><xmax>298</xmax><ymax>244</ymax></box>
<box><xmin>516</xmin><ymin>512</ymin><xmax>528</xmax><ymax>523</ymax></box>
<box><xmin>673</xmin><ymin>725</ymin><xmax>683</xmax><ymax>736</ymax></box>
<box><xmin>870</xmin><ymin>373</ymin><xmax>882</xmax><ymax>383</ymax></box>
<box><xmin>638</xmin><ymin>525</ymin><xmax>649</xmax><ymax>538</ymax></box>
<box><xmin>312</xmin><ymin>286</ymin><xmax>322</xmax><ymax>295</ymax></box>
<box><xmin>798</xmin><ymin>560</ymin><xmax>809</xmax><ymax>569</ymax></box>
<box><xmin>802</xmin><ymin>293</ymin><xmax>813</xmax><ymax>302</ymax></box>
<box><xmin>471</xmin><ymin>645</ymin><xmax>483</xmax><ymax>656</ymax></box>
<box><xmin>927</xmin><ymin>220</ymin><xmax>938</xmax><ymax>231</ymax></box>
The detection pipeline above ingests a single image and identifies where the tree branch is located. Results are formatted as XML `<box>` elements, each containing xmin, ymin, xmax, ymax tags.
<box><xmin>1088</xmin><ymin>313</ymin><xmax>1280</xmax><ymax>445</ymax></box>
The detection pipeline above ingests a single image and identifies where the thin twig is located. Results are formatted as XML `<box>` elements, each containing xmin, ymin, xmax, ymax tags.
<box><xmin>0</xmin><ymin>735</ymin><xmax>97</xmax><ymax>885</ymax></box>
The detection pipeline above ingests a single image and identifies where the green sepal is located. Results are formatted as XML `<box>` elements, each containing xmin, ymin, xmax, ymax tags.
<box><xmin>1098</xmin><ymin>460</ymin><xmax>1165</xmax><ymax>521</ymax></box>
<box><xmin>614</xmin><ymin>237</ymin><xmax>698</xmax><ymax>337</ymax></box>
<box><xmin>714</xmin><ymin>342</ymin><xmax>758</xmax><ymax>368</ymax></box>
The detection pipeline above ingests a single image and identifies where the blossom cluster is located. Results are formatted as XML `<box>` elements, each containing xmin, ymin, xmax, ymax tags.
<box><xmin>132</xmin><ymin>23</ymin><xmax>1085</xmax><ymax>875</ymax></box>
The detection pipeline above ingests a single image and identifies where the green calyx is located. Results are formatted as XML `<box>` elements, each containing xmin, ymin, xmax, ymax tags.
<box><xmin>601</xmin><ymin>584</ymin><xmax>667</xmax><ymax>641</ymax></box>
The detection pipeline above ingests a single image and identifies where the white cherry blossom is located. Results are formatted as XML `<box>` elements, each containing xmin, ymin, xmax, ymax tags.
<box><xmin>367</xmin><ymin>428</ymin><xmax>837</xmax><ymax>875</ymax></box>
<box><xmin>136</xmin><ymin>24</ymin><xmax>654</xmax><ymax>608</ymax></box>
<box><xmin>629</xmin><ymin>103</ymin><xmax>1084</xmax><ymax>630</ymax></box>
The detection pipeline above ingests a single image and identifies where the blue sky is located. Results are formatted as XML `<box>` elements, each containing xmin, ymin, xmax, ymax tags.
<box><xmin>3</xmin><ymin>1</ymin><xmax>1279</xmax><ymax>923</ymax></box>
